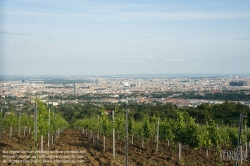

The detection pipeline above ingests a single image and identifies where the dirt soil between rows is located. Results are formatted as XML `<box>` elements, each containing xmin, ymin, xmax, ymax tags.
<box><xmin>1</xmin><ymin>128</ymin><xmax>250</xmax><ymax>166</ymax></box>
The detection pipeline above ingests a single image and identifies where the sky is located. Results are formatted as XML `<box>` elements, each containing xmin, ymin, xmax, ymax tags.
<box><xmin>0</xmin><ymin>0</ymin><xmax>250</xmax><ymax>76</ymax></box>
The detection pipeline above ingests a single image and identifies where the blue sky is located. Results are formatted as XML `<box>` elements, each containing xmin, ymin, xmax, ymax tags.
<box><xmin>1</xmin><ymin>0</ymin><xmax>250</xmax><ymax>75</ymax></box>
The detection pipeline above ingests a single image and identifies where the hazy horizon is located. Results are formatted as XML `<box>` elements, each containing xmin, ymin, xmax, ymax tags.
<box><xmin>1</xmin><ymin>0</ymin><xmax>250</xmax><ymax>75</ymax></box>
<box><xmin>1</xmin><ymin>73</ymin><xmax>250</xmax><ymax>78</ymax></box>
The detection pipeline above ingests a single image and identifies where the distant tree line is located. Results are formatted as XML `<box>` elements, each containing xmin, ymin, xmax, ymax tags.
<box><xmin>2</xmin><ymin>98</ymin><xmax>250</xmax><ymax>127</ymax></box>
<box><xmin>176</xmin><ymin>90</ymin><xmax>250</xmax><ymax>101</ymax></box>
<box><xmin>55</xmin><ymin>101</ymin><xmax>250</xmax><ymax>127</ymax></box>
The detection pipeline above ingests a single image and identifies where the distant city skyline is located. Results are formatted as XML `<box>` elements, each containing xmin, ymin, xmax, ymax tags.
<box><xmin>1</xmin><ymin>0</ymin><xmax>250</xmax><ymax>75</ymax></box>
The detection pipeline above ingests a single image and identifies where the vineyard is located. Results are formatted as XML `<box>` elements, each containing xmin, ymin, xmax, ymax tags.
<box><xmin>1</xmin><ymin>101</ymin><xmax>250</xmax><ymax>165</ymax></box>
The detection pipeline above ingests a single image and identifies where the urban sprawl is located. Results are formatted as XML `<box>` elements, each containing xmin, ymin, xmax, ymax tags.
<box><xmin>1</xmin><ymin>75</ymin><xmax>250</xmax><ymax>108</ymax></box>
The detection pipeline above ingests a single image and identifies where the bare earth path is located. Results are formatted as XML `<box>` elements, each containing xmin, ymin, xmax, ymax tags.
<box><xmin>49</xmin><ymin>128</ymin><xmax>123</xmax><ymax>166</ymax></box>
<box><xmin>0</xmin><ymin>129</ymin><xmax>123</xmax><ymax>166</ymax></box>
<box><xmin>1</xmin><ymin>128</ymin><xmax>250</xmax><ymax>165</ymax></box>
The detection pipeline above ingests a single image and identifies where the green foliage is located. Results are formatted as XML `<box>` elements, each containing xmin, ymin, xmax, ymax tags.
<box><xmin>34</xmin><ymin>99</ymin><xmax>68</xmax><ymax>139</ymax></box>
<box><xmin>3</xmin><ymin>112</ymin><xmax>18</xmax><ymax>129</ymax></box>
<box><xmin>99</xmin><ymin>110</ymin><xmax>112</xmax><ymax>136</ymax></box>
<box><xmin>50</xmin><ymin>113</ymin><xmax>69</xmax><ymax>134</ymax></box>
<box><xmin>206</xmin><ymin>123</ymin><xmax>224</xmax><ymax>148</ymax></box>
<box><xmin>159</xmin><ymin>119</ymin><xmax>173</xmax><ymax>141</ymax></box>
<box><xmin>20</xmin><ymin>113</ymin><xmax>33</xmax><ymax>127</ymax></box>
<box><xmin>115</xmin><ymin>112</ymin><xmax>125</xmax><ymax>140</ymax></box>
<box><xmin>128</xmin><ymin>117</ymin><xmax>135</xmax><ymax>135</ymax></box>
<box><xmin>142</xmin><ymin>117</ymin><xmax>154</xmax><ymax>141</ymax></box>
<box><xmin>227</xmin><ymin>127</ymin><xmax>238</xmax><ymax>146</ymax></box>
<box><xmin>186</xmin><ymin>102</ymin><xmax>250</xmax><ymax>125</ymax></box>
<box><xmin>37</xmin><ymin>100</ymin><xmax>50</xmax><ymax>137</ymax></box>
<box><xmin>198</xmin><ymin>125</ymin><xmax>212</xmax><ymax>149</ymax></box>
<box><xmin>171</xmin><ymin>111</ymin><xmax>200</xmax><ymax>148</ymax></box>
<box><xmin>135</xmin><ymin>121</ymin><xmax>143</xmax><ymax>139</ymax></box>
<box><xmin>58</xmin><ymin>101</ymin><xmax>249</xmax><ymax>127</ymax></box>
<box><xmin>58</xmin><ymin>103</ymin><xmax>101</xmax><ymax>123</ymax></box>
<box><xmin>247</xmin><ymin>112</ymin><xmax>250</xmax><ymax>127</ymax></box>
<box><xmin>72</xmin><ymin>103</ymin><xmax>248</xmax><ymax>151</ymax></box>
<box><xmin>183</xmin><ymin>115</ymin><xmax>200</xmax><ymax>148</ymax></box>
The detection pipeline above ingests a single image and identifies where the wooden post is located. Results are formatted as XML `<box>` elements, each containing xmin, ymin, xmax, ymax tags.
<box><xmin>18</xmin><ymin>112</ymin><xmax>20</xmax><ymax>137</ymax></box>
<box><xmin>34</xmin><ymin>101</ymin><xmax>38</xmax><ymax>150</ymax></box>
<box><xmin>246</xmin><ymin>142</ymin><xmax>248</xmax><ymax>159</ymax></box>
<box><xmin>245</xmin><ymin>125</ymin><xmax>248</xmax><ymax>160</ymax></box>
<box><xmin>179</xmin><ymin>143</ymin><xmax>182</xmax><ymax>160</ymax></box>
<box><xmin>156</xmin><ymin>118</ymin><xmax>159</xmax><ymax>152</ymax></box>
<box><xmin>240</xmin><ymin>145</ymin><xmax>243</xmax><ymax>164</ymax></box>
<box><xmin>125</xmin><ymin>109</ymin><xmax>129</xmax><ymax>166</ymax></box>
<box><xmin>97</xmin><ymin>115</ymin><xmax>100</xmax><ymax>147</ymax></box>
<box><xmin>10</xmin><ymin>126</ymin><xmax>12</xmax><ymax>139</ymax></box>
<box><xmin>131</xmin><ymin>134</ymin><xmax>134</xmax><ymax>144</ymax></box>
<box><xmin>236</xmin><ymin>114</ymin><xmax>244</xmax><ymax>166</ymax></box>
<box><xmin>41</xmin><ymin>135</ymin><xmax>44</xmax><ymax>151</ymax></box>
<box><xmin>103</xmin><ymin>135</ymin><xmax>106</xmax><ymax>151</ymax></box>
<box><xmin>23</xmin><ymin>126</ymin><xmax>26</xmax><ymax>136</ymax></box>
<box><xmin>0</xmin><ymin>108</ymin><xmax>2</xmax><ymax>139</ymax></box>
<box><xmin>112</xmin><ymin>110</ymin><xmax>115</xmax><ymax>159</ymax></box>
<box><xmin>48</xmin><ymin>109</ymin><xmax>50</xmax><ymax>148</ymax></box>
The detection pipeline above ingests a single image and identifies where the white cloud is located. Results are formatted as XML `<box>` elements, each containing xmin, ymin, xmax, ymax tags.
<box><xmin>3</xmin><ymin>9</ymin><xmax>250</xmax><ymax>22</ymax></box>
<box><xmin>0</xmin><ymin>30</ymin><xmax>28</xmax><ymax>35</ymax></box>
<box><xmin>117</xmin><ymin>55</ymin><xmax>186</xmax><ymax>62</ymax></box>
<box><xmin>236</xmin><ymin>35</ymin><xmax>250</xmax><ymax>40</ymax></box>
<box><xmin>163</xmin><ymin>59</ymin><xmax>185</xmax><ymax>62</ymax></box>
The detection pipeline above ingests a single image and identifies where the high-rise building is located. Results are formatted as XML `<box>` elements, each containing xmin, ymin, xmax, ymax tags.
<box><xmin>74</xmin><ymin>83</ymin><xmax>76</xmax><ymax>94</ymax></box>
<box><xmin>229</xmin><ymin>81</ymin><xmax>248</xmax><ymax>86</ymax></box>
